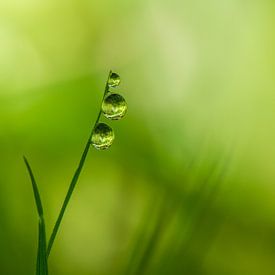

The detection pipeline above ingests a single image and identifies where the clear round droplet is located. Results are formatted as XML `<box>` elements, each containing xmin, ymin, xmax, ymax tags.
<box><xmin>91</xmin><ymin>123</ymin><xmax>115</xmax><ymax>150</ymax></box>
<box><xmin>102</xmin><ymin>93</ymin><xmax>127</xmax><ymax>120</ymax></box>
<box><xmin>108</xmin><ymin>72</ymin><xmax>121</xmax><ymax>87</ymax></box>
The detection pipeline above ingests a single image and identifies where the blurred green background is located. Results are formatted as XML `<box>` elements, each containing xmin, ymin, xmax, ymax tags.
<box><xmin>1</xmin><ymin>0</ymin><xmax>275</xmax><ymax>274</ymax></box>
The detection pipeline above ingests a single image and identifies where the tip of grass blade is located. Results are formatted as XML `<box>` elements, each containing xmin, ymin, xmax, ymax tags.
<box><xmin>23</xmin><ymin>156</ymin><xmax>44</xmax><ymax>217</ymax></box>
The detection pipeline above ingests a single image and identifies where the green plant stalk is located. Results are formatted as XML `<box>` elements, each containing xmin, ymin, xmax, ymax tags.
<box><xmin>24</xmin><ymin>157</ymin><xmax>48</xmax><ymax>275</ymax></box>
<box><xmin>46</xmin><ymin>71</ymin><xmax>112</xmax><ymax>257</ymax></box>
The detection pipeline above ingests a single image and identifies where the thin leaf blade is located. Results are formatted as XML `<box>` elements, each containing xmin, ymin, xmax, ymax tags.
<box><xmin>23</xmin><ymin>156</ymin><xmax>44</xmax><ymax>217</ymax></box>
<box><xmin>23</xmin><ymin>156</ymin><xmax>48</xmax><ymax>275</ymax></box>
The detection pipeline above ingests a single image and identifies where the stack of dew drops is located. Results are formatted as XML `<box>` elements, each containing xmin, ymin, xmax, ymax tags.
<box><xmin>91</xmin><ymin>72</ymin><xmax>127</xmax><ymax>150</ymax></box>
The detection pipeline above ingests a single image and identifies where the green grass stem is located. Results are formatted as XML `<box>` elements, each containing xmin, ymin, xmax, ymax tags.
<box><xmin>24</xmin><ymin>156</ymin><xmax>48</xmax><ymax>275</ymax></box>
<box><xmin>46</xmin><ymin>70</ymin><xmax>112</xmax><ymax>257</ymax></box>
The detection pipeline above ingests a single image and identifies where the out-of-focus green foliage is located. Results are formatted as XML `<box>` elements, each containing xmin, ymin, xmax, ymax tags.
<box><xmin>0</xmin><ymin>0</ymin><xmax>275</xmax><ymax>274</ymax></box>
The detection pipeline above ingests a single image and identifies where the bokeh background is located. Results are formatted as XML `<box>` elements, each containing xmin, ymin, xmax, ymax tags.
<box><xmin>1</xmin><ymin>0</ymin><xmax>275</xmax><ymax>274</ymax></box>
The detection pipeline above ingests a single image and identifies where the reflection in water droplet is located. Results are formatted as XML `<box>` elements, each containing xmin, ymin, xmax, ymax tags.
<box><xmin>102</xmin><ymin>93</ymin><xmax>127</xmax><ymax>120</ymax></box>
<box><xmin>91</xmin><ymin>123</ymin><xmax>115</xmax><ymax>150</ymax></box>
<box><xmin>108</xmin><ymin>72</ymin><xmax>121</xmax><ymax>87</ymax></box>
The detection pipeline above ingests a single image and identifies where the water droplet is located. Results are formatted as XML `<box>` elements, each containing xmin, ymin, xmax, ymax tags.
<box><xmin>91</xmin><ymin>123</ymin><xmax>115</xmax><ymax>150</ymax></box>
<box><xmin>102</xmin><ymin>93</ymin><xmax>127</xmax><ymax>120</ymax></box>
<box><xmin>108</xmin><ymin>72</ymin><xmax>121</xmax><ymax>87</ymax></box>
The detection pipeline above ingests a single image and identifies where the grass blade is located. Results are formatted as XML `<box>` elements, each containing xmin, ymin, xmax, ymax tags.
<box><xmin>37</xmin><ymin>218</ymin><xmax>48</xmax><ymax>275</ymax></box>
<box><xmin>23</xmin><ymin>156</ymin><xmax>48</xmax><ymax>275</ymax></box>
<box><xmin>46</xmin><ymin>71</ymin><xmax>112</xmax><ymax>257</ymax></box>
<box><xmin>24</xmin><ymin>156</ymin><xmax>44</xmax><ymax>217</ymax></box>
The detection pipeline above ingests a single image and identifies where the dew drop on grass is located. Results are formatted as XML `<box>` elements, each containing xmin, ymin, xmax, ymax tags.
<box><xmin>108</xmin><ymin>72</ymin><xmax>121</xmax><ymax>87</ymax></box>
<box><xmin>102</xmin><ymin>93</ymin><xmax>127</xmax><ymax>120</ymax></box>
<box><xmin>91</xmin><ymin>123</ymin><xmax>115</xmax><ymax>150</ymax></box>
